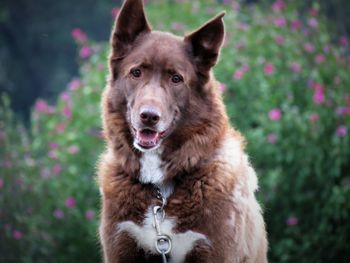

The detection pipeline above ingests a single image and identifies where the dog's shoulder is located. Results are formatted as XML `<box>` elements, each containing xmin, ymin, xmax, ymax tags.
<box><xmin>211</xmin><ymin>129</ymin><xmax>258</xmax><ymax>198</ymax></box>
<box><xmin>216</xmin><ymin>129</ymin><xmax>246</xmax><ymax>168</ymax></box>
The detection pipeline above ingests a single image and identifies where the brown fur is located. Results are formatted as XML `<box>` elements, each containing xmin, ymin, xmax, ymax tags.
<box><xmin>98</xmin><ymin>0</ymin><xmax>268</xmax><ymax>262</ymax></box>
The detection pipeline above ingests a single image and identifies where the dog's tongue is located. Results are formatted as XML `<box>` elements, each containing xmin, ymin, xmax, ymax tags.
<box><xmin>137</xmin><ymin>129</ymin><xmax>160</xmax><ymax>148</ymax></box>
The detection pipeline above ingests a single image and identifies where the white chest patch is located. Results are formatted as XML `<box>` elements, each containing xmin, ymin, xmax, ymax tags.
<box><xmin>139</xmin><ymin>150</ymin><xmax>164</xmax><ymax>185</ymax></box>
<box><xmin>118</xmin><ymin>208</ymin><xmax>208</xmax><ymax>263</ymax></box>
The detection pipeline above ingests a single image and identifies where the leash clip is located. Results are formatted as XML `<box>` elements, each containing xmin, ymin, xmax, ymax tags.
<box><xmin>152</xmin><ymin>204</ymin><xmax>172</xmax><ymax>263</ymax></box>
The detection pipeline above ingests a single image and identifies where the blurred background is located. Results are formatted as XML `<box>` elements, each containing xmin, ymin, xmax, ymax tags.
<box><xmin>0</xmin><ymin>0</ymin><xmax>349</xmax><ymax>262</ymax></box>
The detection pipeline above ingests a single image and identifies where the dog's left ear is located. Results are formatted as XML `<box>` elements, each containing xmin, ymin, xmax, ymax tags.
<box><xmin>185</xmin><ymin>12</ymin><xmax>225</xmax><ymax>78</ymax></box>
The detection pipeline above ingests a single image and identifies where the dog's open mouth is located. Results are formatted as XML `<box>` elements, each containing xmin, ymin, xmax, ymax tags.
<box><xmin>133</xmin><ymin>128</ymin><xmax>167</xmax><ymax>150</ymax></box>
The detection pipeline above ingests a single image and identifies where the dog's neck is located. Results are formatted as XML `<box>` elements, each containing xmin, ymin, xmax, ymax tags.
<box><xmin>138</xmin><ymin>149</ymin><xmax>174</xmax><ymax>199</ymax></box>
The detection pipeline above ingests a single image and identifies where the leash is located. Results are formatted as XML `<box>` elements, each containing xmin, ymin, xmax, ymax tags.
<box><xmin>152</xmin><ymin>187</ymin><xmax>172</xmax><ymax>263</ymax></box>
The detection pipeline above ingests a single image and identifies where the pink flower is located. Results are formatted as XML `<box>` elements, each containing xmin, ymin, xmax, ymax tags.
<box><xmin>231</xmin><ymin>1</ymin><xmax>240</xmax><ymax>11</ymax></box>
<box><xmin>312</xmin><ymin>83</ymin><xmax>325</xmax><ymax>104</ymax></box>
<box><xmin>274</xmin><ymin>16</ymin><xmax>286</xmax><ymax>27</ymax></box>
<box><xmin>63</xmin><ymin>105</ymin><xmax>72</xmax><ymax>119</ymax></box>
<box><xmin>340</xmin><ymin>36</ymin><xmax>349</xmax><ymax>47</ymax></box>
<box><xmin>336</xmin><ymin>107</ymin><xmax>350</xmax><ymax>116</ymax></box>
<box><xmin>55</xmin><ymin>123</ymin><xmax>65</xmax><ymax>134</ymax></box>
<box><xmin>68</xmin><ymin>145</ymin><xmax>80</xmax><ymax>154</ymax></box>
<box><xmin>48</xmin><ymin>106</ymin><xmax>55</xmax><ymax>113</ymax></box>
<box><xmin>85</xmin><ymin>210</ymin><xmax>95</xmax><ymax>220</ymax></box>
<box><xmin>272</xmin><ymin>0</ymin><xmax>285</xmax><ymax>12</ymax></box>
<box><xmin>268</xmin><ymin>108</ymin><xmax>282</xmax><ymax>121</ymax></box>
<box><xmin>68</xmin><ymin>78</ymin><xmax>81</xmax><ymax>90</ymax></box>
<box><xmin>35</xmin><ymin>99</ymin><xmax>53</xmax><ymax>114</ymax></box>
<box><xmin>291</xmin><ymin>19</ymin><xmax>301</xmax><ymax>30</ymax></box>
<box><xmin>60</xmin><ymin>91</ymin><xmax>71</xmax><ymax>103</ymax></box>
<box><xmin>40</xmin><ymin>168</ymin><xmax>50</xmax><ymax>178</ymax></box>
<box><xmin>0</xmin><ymin>178</ymin><xmax>3</xmax><ymax>188</ymax></box>
<box><xmin>53</xmin><ymin>209</ymin><xmax>64</xmax><ymax>219</ymax></box>
<box><xmin>3</xmin><ymin>160</ymin><xmax>12</xmax><ymax>168</ymax></box>
<box><xmin>111</xmin><ymin>7</ymin><xmax>120</xmax><ymax>18</ymax></box>
<box><xmin>236</xmin><ymin>22</ymin><xmax>249</xmax><ymax>31</ymax></box>
<box><xmin>264</xmin><ymin>63</ymin><xmax>275</xmax><ymax>75</ymax></box>
<box><xmin>315</xmin><ymin>54</ymin><xmax>325</xmax><ymax>64</ymax></box>
<box><xmin>71</xmin><ymin>28</ymin><xmax>87</xmax><ymax>44</ymax></box>
<box><xmin>234</xmin><ymin>69</ymin><xmax>244</xmax><ymax>80</ymax></box>
<box><xmin>286</xmin><ymin>216</ymin><xmax>298</xmax><ymax>226</ymax></box>
<box><xmin>308</xmin><ymin>18</ymin><xmax>318</xmax><ymax>28</ymax></box>
<box><xmin>303</xmin><ymin>29</ymin><xmax>311</xmax><ymax>37</ymax></box>
<box><xmin>309</xmin><ymin>113</ymin><xmax>319</xmax><ymax>123</ymax></box>
<box><xmin>52</xmin><ymin>163</ymin><xmax>62</xmax><ymax>175</ymax></box>
<box><xmin>218</xmin><ymin>82</ymin><xmax>226</xmax><ymax>93</ymax></box>
<box><xmin>79</xmin><ymin>46</ymin><xmax>93</xmax><ymax>59</ymax></box>
<box><xmin>65</xmin><ymin>197</ymin><xmax>76</xmax><ymax>208</ymax></box>
<box><xmin>275</xmin><ymin>35</ymin><xmax>285</xmax><ymax>45</ymax></box>
<box><xmin>307</xmin><ymin>79</ymin><xmax>314</xmax><ymax>88</ymax></box>
<box><xmin>336</xmin><ymin>125</ymin><xmax>347</xmax><ymax>137</ymax></box>
<box><xmin>97</xmin><ymin>63</ymin><xmax>105</xmax><ymax>71</ymax></box>
<box><xmin>309</xmin><ymin>8</ymin><xmax>318</xmax><ymax>17</ymax></box>
<box><xmin>304</xmin><ymin>43</ymin><xmax>315</xmax><ymax>53</ymax></box>
<box><xmin>267</xmin><ymin>133</ymin><xmax>277</xmax><ymax>144</ymax></box>
<box><xmin>48</xmin><ymin>142</ymin><xmax>59</xmax><ymax>150</ymax></box>
<box><xmin>323</xmin><ymin>44</ymin><xmax>331</xmax><ymax>53</ymax></box>
<box><xmin>313</xmin><ymin>91</ymin><xmax>325</xmax><ymax>104</ymax></box>
<box><xmin>13</xmin><ymin>230</ymin><xmax>23</xmax><ymax>240</ymax></box>
<box><xmin>241</xmin><ymin>64</ymin><xmax>250</xmax><ymax>72</ymax></box>
<box><xmin>48</xmin><ymin>150</ymin><xmax>58</xmax><ymax>160</ymax></box>
<box><xmin>233</xmin><ymin>64</ymin><xmax>249</xmax><ymax>80</ymax></box>
<box><xmin>290</xmin><ymin>62</ymin><xmax>301</xmax><ymax>73</ymax></box>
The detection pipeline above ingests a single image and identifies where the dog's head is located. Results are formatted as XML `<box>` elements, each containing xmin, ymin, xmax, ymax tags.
<box><xmin>106</xmin><ymin>0</ymin><xmax>225</xmax><ymax>153</ymax></box>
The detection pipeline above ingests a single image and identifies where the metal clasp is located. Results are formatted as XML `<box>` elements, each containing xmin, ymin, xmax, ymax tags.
<box><xmin>152</xmin><ymin>205</ymin><xmax>172</xmax><ymax>262</ymax></box>
<box><xmin>152</xmin><ymin>206</ymin><xmax>165</xmax><ymax>235</ymax></box>
<box><xmin>153</xmin><ymin>187</ymin><xmax>172</xmax><ymax>263</ymax></box>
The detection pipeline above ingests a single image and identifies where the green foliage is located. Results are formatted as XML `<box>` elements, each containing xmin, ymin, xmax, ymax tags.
<box><xmin>1</xmin><ymin>0</ymin><xmax>349</xmax><ymax>262</ymax></box>
<box><xmin>0</xmin><ymin>43</ymin><xmax>107</xmax><ymax>262</ymax></box>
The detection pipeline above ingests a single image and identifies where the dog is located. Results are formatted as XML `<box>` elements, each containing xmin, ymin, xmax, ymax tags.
<box><xmin>97</xmin><ymin>0</ymin><xmax>268</xmax><ymax>262</ymax></box>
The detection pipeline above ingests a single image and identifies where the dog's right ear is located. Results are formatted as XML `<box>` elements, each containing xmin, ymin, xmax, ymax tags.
<box><xmin>110</xmin><ymin>0</ymin><xmax>151</xmax><ymax>76</ymax></box>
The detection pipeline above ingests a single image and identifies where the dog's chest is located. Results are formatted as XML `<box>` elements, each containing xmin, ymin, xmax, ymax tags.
<box><xmin>139</xmin><ymin>150</ymin><xmax>165</xmax><ymax>185</ymax></box>
<box><xmin>117</xmin><ymin>151</ymin><xmax>207</xmax><ymax>262</ymax></box>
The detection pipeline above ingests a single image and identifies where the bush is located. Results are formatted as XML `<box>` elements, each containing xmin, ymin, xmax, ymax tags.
<box><xmin>1</xmin><ymin>0</ymin><xmax>349</xmax><ymax>262</ymax></box>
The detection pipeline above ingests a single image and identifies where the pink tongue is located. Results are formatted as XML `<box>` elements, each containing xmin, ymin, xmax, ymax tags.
<box><xmin>138</xmin><ymin>129</ymin><xmax>158</xmax><ymax>142</ymax></box>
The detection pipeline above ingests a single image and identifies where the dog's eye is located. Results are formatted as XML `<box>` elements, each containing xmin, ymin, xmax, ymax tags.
<box><xmin>130</xmin><ymin>68</ymin><xmax>142</xmax><ymax>78</ymax></box>
<box><xmin>171</xmin><ymin>74</ymin><xmax>183</xmax><ymax>84</ymax></box>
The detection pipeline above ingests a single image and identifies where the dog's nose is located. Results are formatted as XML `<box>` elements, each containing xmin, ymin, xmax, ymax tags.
<box><xmin>140</xmin><ymin>108</ymin><xmax>160</xmax><ymax>126</ymax></box>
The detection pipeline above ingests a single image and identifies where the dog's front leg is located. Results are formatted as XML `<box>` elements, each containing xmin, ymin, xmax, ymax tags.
<box><xmin>183</xmin><ymin>241</ymin><xmax>212</xmax><ymax>263</ymax></box>
<box><xmin>100</xmin><ymin>218</ymin><xmax>145</xmax><ymax>263</ymax></box>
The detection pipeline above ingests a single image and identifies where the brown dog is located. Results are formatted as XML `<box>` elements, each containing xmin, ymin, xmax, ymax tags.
<box><xmin>98</xmin><ymin>0</ymin><xmax>268</xmax><ymax>262</ymax></box>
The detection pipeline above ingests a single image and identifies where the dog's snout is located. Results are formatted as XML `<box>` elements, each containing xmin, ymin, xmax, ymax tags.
<box><xmin>139</xmin><ymin>107</ymin><xmax>161</xmax><ymax>126</ymax></box>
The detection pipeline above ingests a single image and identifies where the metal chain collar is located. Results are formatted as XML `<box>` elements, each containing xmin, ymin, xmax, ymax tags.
<box><xmin>152</xmin><ymin>187</ymin><xmax>172</xmax><ymax>263</ymax></box>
